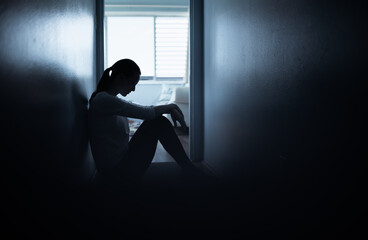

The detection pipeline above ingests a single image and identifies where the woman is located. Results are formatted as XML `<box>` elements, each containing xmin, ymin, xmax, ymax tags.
<box><xmin>88</xmin><ymin>59</ymin><xmax>198</xmax><ymax>184</ymax></box>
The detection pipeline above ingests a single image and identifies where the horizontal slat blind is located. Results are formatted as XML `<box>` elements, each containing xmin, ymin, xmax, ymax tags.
<box><xmin>155</xmin><ymin>17</ymin><xmax>188</xmax><ymax>79</ymax></box>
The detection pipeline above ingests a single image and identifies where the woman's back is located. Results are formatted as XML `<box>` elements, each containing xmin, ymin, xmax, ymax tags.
<box><xmin>88</xmin><ymin>92</ymin><xmax>130</xmax><ymax>172</ymax></box>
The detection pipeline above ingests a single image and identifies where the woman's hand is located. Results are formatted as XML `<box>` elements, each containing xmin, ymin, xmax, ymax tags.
<box><xmin>154</xmin><ymin>103</ymin><xmax>179</xmax><ymax>115</ymax></box>
<box><xmin>154</xmin><ymin>104</ymin><xmax>188</xmax><ymax>130</ymax></box>
<box><xmin>170</xmin><ymin>108</ymin><xmax>188</xmax><ymax>129</ymax></box>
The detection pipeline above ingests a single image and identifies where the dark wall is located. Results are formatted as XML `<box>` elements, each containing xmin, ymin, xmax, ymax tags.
<box><xmin>203</xmin><ymin>0</ymin><xmax>366</xmax><ymax>233</ymax></box>
<box><xmin>0</xmin><ymin>0</ymin><xmax>96</xmax><ymax>190</ymax></box>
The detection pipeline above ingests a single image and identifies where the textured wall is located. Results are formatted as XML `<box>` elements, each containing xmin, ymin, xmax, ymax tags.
<box><xmin>204</xmin><ymin>0</ymin><xmax>366</xmax><ymax>178</ymax></box>
<box><xmin>203</xmin><ymin>0</ymin><xmax>366</xmax><ymax>230</ymax></box>
<box><xmin>0</xmin><ymin>0</ymin><xmax>96</xmax><ymax>189</ymax></box>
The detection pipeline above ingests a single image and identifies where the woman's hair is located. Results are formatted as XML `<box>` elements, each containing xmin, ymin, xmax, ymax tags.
<box><xmin>89</xmin><ymin>59</ymin><xmax>141</xmax><ymax>103</ymax></box>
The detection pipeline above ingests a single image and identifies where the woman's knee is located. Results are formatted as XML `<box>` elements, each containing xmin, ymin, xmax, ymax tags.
<box><xmin>155</xmin><ymin>116</ymin><xmax>172</xmax><ymax>128</ymax></box>
<box><xmin>142</xmin><ymin>116</ymin><xmax>171</xmax><ymax>129</ymax></box>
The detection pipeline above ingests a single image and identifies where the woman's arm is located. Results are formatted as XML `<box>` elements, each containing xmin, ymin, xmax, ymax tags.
<box><xmin>92</xmin><ymin>92</ymin><xmax>156</xmax><ymax>120</ymax></box>
<box><xmin>93</xmin><ymin>92</ymin><xmax>187</xmax><ymax>129</ymax></box>
<box><xmin>153</xmin><ymin>103</ymin><xmax>181</xmax><ymax>116</ymax></box>
<box><xmin>154</xmin><ymin>104</ymin><xmax>188</xmax><ymax>130</ymax></box>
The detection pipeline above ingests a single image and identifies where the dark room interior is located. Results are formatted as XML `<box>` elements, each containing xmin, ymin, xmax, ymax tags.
<box><xmin>1</xmin><ymin>0</ymin><xmax>366</xmax><ymax>238</ymax></box>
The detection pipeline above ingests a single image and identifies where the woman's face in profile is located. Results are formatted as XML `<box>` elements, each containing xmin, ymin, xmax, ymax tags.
<box><xmin>116</xmin><ymin>74</ymin><xmax>140</xmax><ymax>96</ymax></box>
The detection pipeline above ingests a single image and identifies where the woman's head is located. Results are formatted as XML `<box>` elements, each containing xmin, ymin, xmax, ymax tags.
<box><xmin>90</xmin><ymin>59</ymin><xmax>141</xmax><ymax>102</ymax></box>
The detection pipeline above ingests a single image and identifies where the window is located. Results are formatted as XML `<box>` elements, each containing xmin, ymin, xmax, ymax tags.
<box><xmin>106</xmin><ymin>17</ymin><xmax>155</xmax><ymax>77</ymax></box>
<box><xmin>105</xmin><ymin>5</ymin><xmax>189</xmax><ymax>82</ymax></box>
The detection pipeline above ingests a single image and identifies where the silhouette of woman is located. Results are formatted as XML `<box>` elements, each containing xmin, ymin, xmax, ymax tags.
<box><xmin>88</xmin><ymin>59</ymin><xmax>197</xmax><ymax>183</ymax></box>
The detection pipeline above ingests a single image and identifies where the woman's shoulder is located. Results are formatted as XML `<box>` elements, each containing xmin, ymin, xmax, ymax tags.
<box><xmin>94</xmin><ymin>91</ymin><xmax>109</xmax><ymax>98</ymax></box>
<box><xmin>89</xmin><ymin>92</ymin><xmax>128</xmax><ymax>113</ymax></box>
<box><xmin>89</xmin><ymin>91</ymin><xmax>111</xmax><ymax>109</ymax></box>
<box><xmin>91</xmin><ymin>91</ymin><xmax>112</xmax><ymax>103</ymax></box>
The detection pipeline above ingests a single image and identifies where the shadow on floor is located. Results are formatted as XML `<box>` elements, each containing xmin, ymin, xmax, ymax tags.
<box><xmin>3</xmin><ymin>162</ymin><xmax>364</xmax><ymax>238</ymax></box>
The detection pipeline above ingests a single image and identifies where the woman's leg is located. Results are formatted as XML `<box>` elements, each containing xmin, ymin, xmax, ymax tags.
<box><xmin>151</xmin><ymin>116</ymin><xmax>193</xmax><ymax>168</ymax></box>
<box><xmin>119</xmin><ymin>119</ymin><xmax>160</xmax><ymax>181</ymax></box>
<box><xmin>121</xmin><ymin>116</ymin><xmax>193</xmax><ymax>181</ymax></box>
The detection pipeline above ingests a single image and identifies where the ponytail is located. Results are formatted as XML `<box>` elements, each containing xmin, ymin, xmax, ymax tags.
<box><xmin>89</xmin><ymin>67</ymin><xmax>111</xmax><ymax>104</ymax></box>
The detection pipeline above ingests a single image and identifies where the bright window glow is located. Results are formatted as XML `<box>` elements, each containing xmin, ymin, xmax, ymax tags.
<box><xmin>106</xmin><ymin>16</ymin><xmax>188</xmax><ymax>81</ymax></box>
<box><xmin>106</xmin><ymin>17</ymin><xmax>154</xmax><ymax>76</ymax></box>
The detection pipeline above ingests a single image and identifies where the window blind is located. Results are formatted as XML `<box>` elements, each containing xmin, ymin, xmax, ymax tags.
<box><xmin>155</xmin><ymin>17</ymin><xmax>188</xmax><ymax>79</ymax></box>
